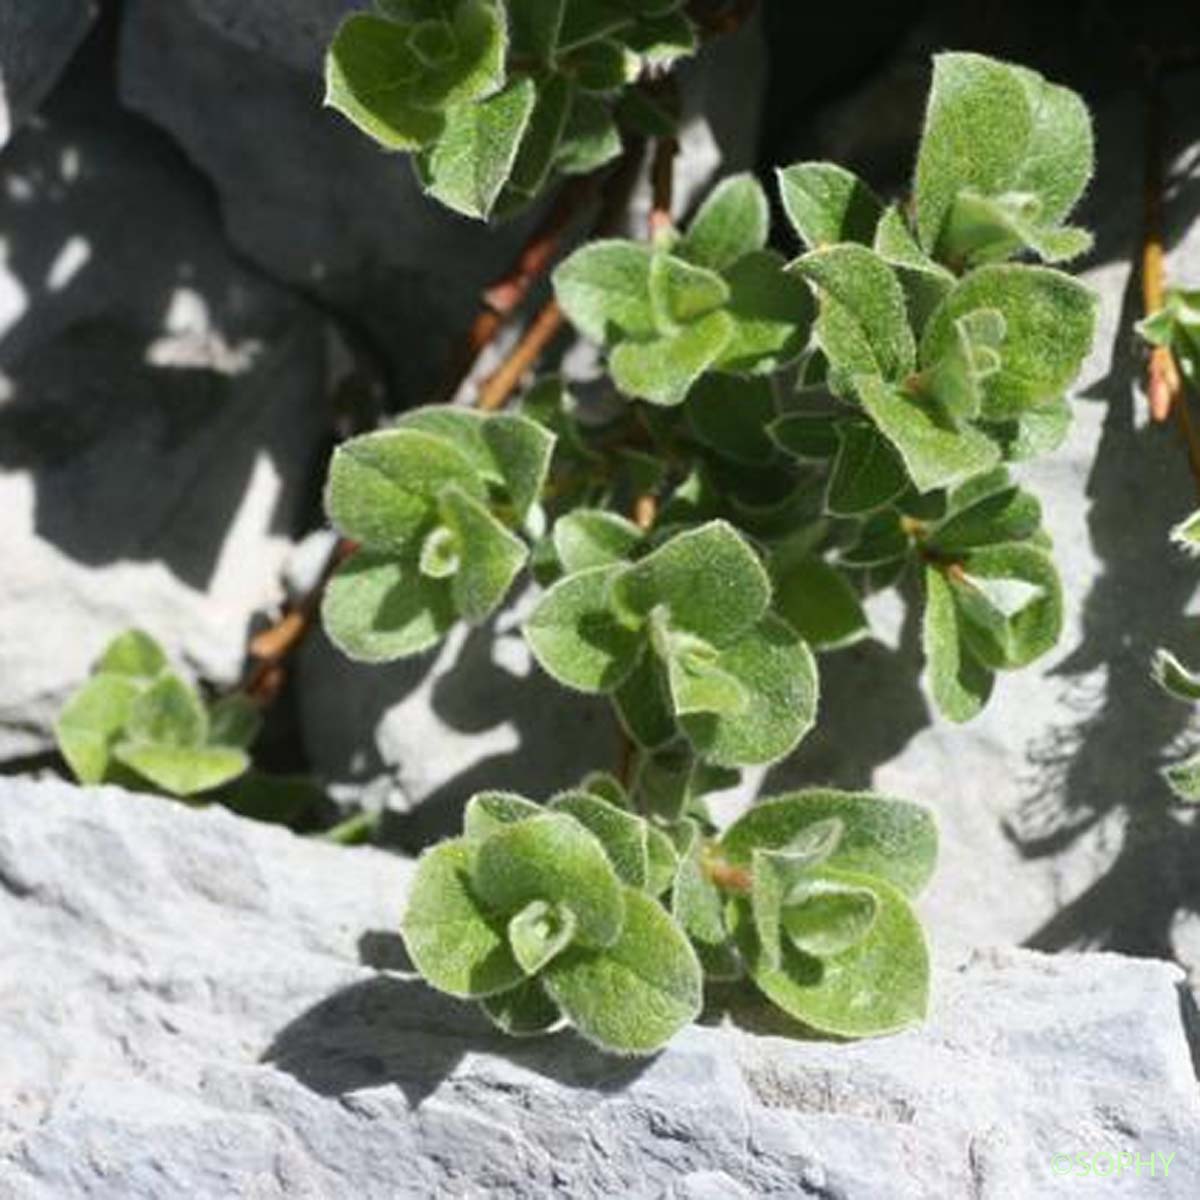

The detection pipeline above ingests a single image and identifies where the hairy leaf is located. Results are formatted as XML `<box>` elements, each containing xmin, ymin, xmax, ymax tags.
<box><xmin>94</xmin><ymin>629</ymin><xmax>167</xmax><ymax>682</ymax></box>
<box><xmin>923</xmin><ymin>564</ymin><xmax>994</xmax><ymax>722</ymax></box>
<box><xmin>438</xmin><ymin>484</ymin><xmax>527</xmax><ymax>622</ymax></box>
<box><xmin>481</xmin><ymin>977</ymin><xmax>563</xmax><ymax>1035</ymax></box>
<box><xmin>55</xmin><ymin>674</ymin><xmax>140</xmax><ymax>785</ymax></box>
<box><xmin>678</xmin><ymin>173</ymin><xmax>769</xmax><ymax>271</ymax></box>
<box><xmin>826</xmin><ymin>421</ymin><xmax>909</xmax><ymax>516</ymax></box>
<box><xmin>609</xmin><ymin>309</ymin><xmax>734</xmax><ymax>406</ymax></box>
<box><xmin>553</xmin><ymin>239</ymin><xmax>656</xmax><ymax>343</ymax></box>
<box><xmin>113</xmin><ymin>743</ymin><xmax>249</xmax><ymax>798</ymax></box>
<box><xmin>778</xmin><ymin>162</ymin><xmax>883</xmax><ymax>250</ymax></box>
<box><xmin>549</xmin><ymin>789</ymin><xmax>649</xmax><ymax>887</ymax></box>
<box><xmin>508</xmin><ymin>899</ymin><xmax>579</xmax><ymax>973</ymax></box>
<box><xmin>716</xmin><ymin>250</ymin><xmax>814</xmax><ymax>374</ymax></box>
<box><xmin>771</xmin><ymin>555</ymin><xmax>869</xmax><ymax>651</ymax></box>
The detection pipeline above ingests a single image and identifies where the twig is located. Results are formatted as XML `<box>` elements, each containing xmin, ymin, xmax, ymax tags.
<box><xmin>476</xmin><ymin>300</ymin><xmax>566</xmax><ymax>412</ymax></box>
<box><xmin>649</xmin><ymin>135</ymin><xmax>679</xmax><ymax>241</ymax></box>
<box><xmin>239</xmin><ymin>538</ymin><xmax>357</xmax><ymax>705</ymax></box>
<box><xmin>1141</xmin><ymin>52</ymin><xmax>1200</xmax><ymax>499</ymax></box>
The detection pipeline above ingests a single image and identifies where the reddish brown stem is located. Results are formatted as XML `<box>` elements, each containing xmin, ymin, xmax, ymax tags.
<box><xmin>476</xmin><ymin>300</ymin><xmax>566</xmax><ymax>412</ymax></box>
<box><xmin>649</xmin><ymin>135</ymin><xmax>678</xmax><ymax>240</ymax></box>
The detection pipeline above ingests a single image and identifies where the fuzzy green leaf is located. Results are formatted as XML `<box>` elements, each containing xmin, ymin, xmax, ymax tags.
<box><xmin>543</xmin><ymin>884</ymin><xmax>702</xmax><ymax>1054</ymax></box>
<box><xmin>840</xmin><ymin>510</ymin><xmax>910</xmax><ymax>569</ymax></box>
<box><xmin>778</xmin><ymin>162</ymin><xmax>883</xmax><ymax>250</ymax></box>
<box><xmin>951</xmin><ymin>543</ymin><xmax>1062</xmax><ymax>670</ymax></box>
<box><xmin>463</xmin><ymin>790</ymin><xmax>545</xmax><ymax>843</ymax></box>
<box><xmin>771</xmin><ymin>555</ymin><xmax>869</xmax><ymax>651</ymax></box>
<box><xmin>554</xmin><ymin>91</ymin><xmax>622</xmax><ymax>173</ymax></box>
<box><xmin>524</xmin><ymin>564</ymin><xmax>643</xmax><ymax>692</ymax></box>
<box><xmin>326</xmin><ymin>428</ymin><xmax>484</xmax><ymax>553</ymax></box>
<box><xmin>919</xmin><ymin>264</ymin><xmax>1096</xmax><ymax>420</ymax></box>
<box><xmin>113</xmin><ymin>743</ymin><xmax>250</xmax><ymax>798</ymax></box>
<box><xmin>715</xmin><ymin>250</ymin><xmax>814</xmax><ymax>374</ymax></box>
<box><xmin>416</xmin><ymin>76</ymin><xmax>537</xmax><ymax>218</ymax></box>
<box><xmin>677</xmin><ymin>173</ymin><xmax>769</xmax><ymax>272</ymax></box>
<box><xmin>322</xmin><ymin>549</ymin><xmax>456</xmax><ymax>662</ymax></box>
<box><xmin>722</xmin><ymin>790</ymin><xmax>936</xmax><ymax>897</ymax></box>
<box><xmin>826</xmin><ymin>421</ymin><xmax>909</xmax><ymax>516</ymax></box>
<box><xmin>55</xmin><ymin>674</ymin><xmax>141</xmax><ymax>785</ymax></box>
<box><xmin>791</xmin><ymin>244</ymin><xmax>915</xmax><ymax>382</ymax></box>
<box><xmin>480</xmin><ymin>977</ymin><xmax>563</xmax><ymax>1035</ymax></box>
<box><xmin>923</xmin><ymin>564</ymin><xmax>994</xmax><ymax>722</ymax></box>
<box><xmin>1153</xmin><ymin>648</ymin><xmax>1200</xmax><ymax>704</ymax></box>
<box><xmin>912</xmin><ymin>308</ymin><xmax>1006</xmax><ymax>422</ymax></box>
<box><xmin>648</xmin><ymin>252</ymin><xmax>730</xmax><ymax>330</ymax></box>
<box><xmin>768</xmin><ymin>413</ymin><xmax>840</xmax><ymax>462</ymax></box>
<box><xmin>126</xmin><ymin>675</ymin><xmax>207</xmax><ymax>748</ymax></box>
<box><xmin>508</xmin><ymin>0</ymin><xmax>566</xmax><ymax>61</ymax></box>
<box><xmin>509</xmin><ymin>72</ymin><xmax>574</xmax><ymax>197</ymax></box>
<box><xmin>679</xmin><ymin>614</ymin><xmax>818</xmax><ymax>768</ymax></box>
<box><xmin>553</xmin><ymin>509</ymin><xmax>642</xmax><ymax>572</ymax></box>
<box><xmin>94</xmin><ymin>629</ymin><xmax>167</xmax><ymax>682</ymax></box>
<box><xmin>612</xmin><ymin>651</ymin><xmax>676</xmax><ymax>749</ymax></box>
<box><xmin>645</xmin><ymin>824</ymin><xmax>680</xmax><ymax>897</ymax></box>
<box><xmin>856</xmin><ymin>374</ymin><xmax>1001</xmax><ymax>493</ymax></box>
<box><xmin>928</xmin><ymin>483</ymin><xmax>1041</xmax><ymax>554</ymax></box>
<box><xmin>438</xmin><ymin>485</ymin><xmax>527</xmax><ymax>622</ymax></box>
<box><xmin>611</xmin><ymin>520</ymin><xmax>769</xmax><ymax>646</ymax></box>
<box><xmin>472</xmin><ymin>812</ymin><xmax>626</xmax><ymax>947</ymax></box>
<box><xmin>402</xmin><ymin>838</ymin><xmax>524</xmax><ymax>999</ymax></box>
<box><xmin>672</xmin><ymin>820</ymin><xmax>728</xmax><ymax>946</ymax></box>
<box><xmin>207</xmin><ymin>694</ymin><xmax>263</xmax><ymax>751</ymax></box>
<box><xmin>553</xmin><ymin>239</ymin><xmax>656</xmax><ymax>343</ymax></box>
<box><xmin>666</xmin><ymin>646</ymin><xmax>749</xmax><ymax>716</ymax></box>
<box><xmin>686</xmin><ymin>374</ymin><xmax>777</xmax><ymax>465</ymax></box>
<box><xmin>549</xmin><ymin>789</ymin><xmax>649</xmax><ymax>887</ymax></box>
<box><xmin>733</xmin><ymin>868</ymin><xmax>929</xmax><ymax>1037</ymax></box>
<box><xmin>508</xmin><ymin>899</ymin><xmax>578</xmax><ymax>974</ymax></box>
<box><xmin>783</xmin><ymin>875</ymin><xmax>879</xmax><ymax>958</ymax></box>
<box><xmin>1163</xmin><ymin>755</ymin><xmax>1200</xmax><ymax>803</ymax></box>
<box><xmin>609</xmin><ymin>309</ymin><xmax>734</xmax><ymax>406</ymax></box>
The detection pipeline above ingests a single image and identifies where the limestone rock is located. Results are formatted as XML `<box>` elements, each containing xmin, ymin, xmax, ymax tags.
<box><xmin>0</xmin><ymin>778</ymin><xmax>1197</xmax><ymax>1198</ymax></box>
<box><xmin>0</xmin><ymin>0</ymin><xmax>96</xmax><ymax>148</ymax></box>
<box><xmin>0</xmin><ymin>38</ymin><xmax>328</xmax><ymax>761</ymax></box>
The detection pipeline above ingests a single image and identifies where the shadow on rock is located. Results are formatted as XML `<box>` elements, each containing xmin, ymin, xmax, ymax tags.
<box><xmin>263</xmin><ymin>971</ymin><xmax>652</xmax><ymax>1108</ymax></box>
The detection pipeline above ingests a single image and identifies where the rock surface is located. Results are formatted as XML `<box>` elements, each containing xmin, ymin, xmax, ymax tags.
<box><xmin>0</xmin><ymin>1</ymin><xmax>96</xmax><ymax>148</ymax></box>
<box><xmin>0</xmin><ymin>34</ymin><xmax>329</xmax><ymax>760</ymax></box>
<box><xmin>1</xmin><ymin>778</ymin><xmax>1198</xmax><ymax>1198</ymax></box>
<box><xmin>117</xmin><ymin>0</ymin><xmax>766</xmax><ymax>399</ymax></box>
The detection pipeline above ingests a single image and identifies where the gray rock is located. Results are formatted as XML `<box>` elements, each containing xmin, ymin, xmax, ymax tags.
<box><xmin>117</xmin><ymin>0</ymin><xmax>765</xmax><ymax>398</ymax></box>
<box><xmin>0</xmin><ymin>1</ymin><xmax>95</xmax><ymax>148</ymax></box>
<box><xmin>1</xmin><ymin>777</ymin><xmax>1197</xmax><ymax>1198</ymax></box>
<box><xmin>0</xmin><ymin>42</ymin><xmax>329</xmax><ymax>760</ymax></box>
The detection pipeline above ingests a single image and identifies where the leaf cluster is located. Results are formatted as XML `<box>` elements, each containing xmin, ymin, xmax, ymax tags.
<box><xmin>55</xmin><ymin>631</ymin><xmax>257</xmax><ymax>797</ymax></box>
<box><xmin>402</xmin><ymin>778</ymin><xmax>936</xmax><ymax>1053</ymax></box>
<box><xmin>326</xmin><ymin>0</ymin><xmax>696</xmax><ymax>218</ymax></box>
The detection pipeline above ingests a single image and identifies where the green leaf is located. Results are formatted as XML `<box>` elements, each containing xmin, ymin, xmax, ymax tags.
<box><xmin>1171</xmin><ymin>509</ymin><xmax>1200</xmax><ymax>556</ymax></box>
<box><xmin>777</xmin><ymin>162</ymin><xmax>883</xmax><ymax>250</ymax></box>
<box><xmin>644</xmin><ymin>824</ymin><xmax>680</xmax><ymax>897</ymax></box>
<box><xmin>480</xmin><ymin>977</ymin><xmax>563</xmax><ymax>1035</ymax></box>
<box><xmin>472</xmin><ymin>812</ymin><xmax>626</xmax><ymax>948</ymax></box>
<box><xmin>207</xmin><ymin>694</ymin><xmax>263</xmax><ymax>751</ymax></box>
<box><xmin>720</xmin><ymin>789</ymin><xmax>937</xmax><ymax>898</ymax></box>
<box><xmin>826</xmin><ymin>421</ymin><xmax>909</xmax><ymax>516</ymax></box>
<box><xmin>918</xmin><ymin>264</ymin><xmax>1096</xmax><ymax>421</ymax></box>
<box><xmin>783</xmin><ymin>875</ymin><xmax>879</xmax><ymax>958</ymax></box>
<box><xmin>554</xmin><ymin>91</ymin><xmax>621</xmax><ymax>173</ymax></box>
<box><xmin>326</xmin><ymin>428</ymin><xmax>483</xmax><ymax>553</ymax></box>
<box><xmin>840</xmin><ymin>510</ymin><xmax>910</xmax><ymax>569</ymax></box>
<box><xmin>549</xmin><ymin>789</ymin><xmax>648</xmax><ymax>887</ymax></box>
<box><xmin>419</xmin><ymin>524</ymin><xmax>461</xmax><ymax>578</ymax></box>
<box><xmin>553</xmin><ymin>509</ymin><xmax>642</xmax><ymax>572</ymax></box>
<box><xmin>322</xmin><ymin>549</ymin><xmax>456</xmax><ymax>662</ymax></box>
<box><xmin>1163</xmin><ymin>755</ymin><xmax>1200</xmax><ymax>803</ymax></box>
<box><xmin>579</xmin><ymin>771</ymin><xmax>630</xmax><ymax>809</ymax></box>
<box><xmin>508</xmin><ymin>0</ymin><xmax>565</xmax><ymax>61</ymax></box>
<box><xmin>951</xmin><ymin>543</ymin><xmax>1062</xmax><ymax>670</ymax></box>
<box><xmin>543</xmin><ymin>884</ymin><xmax>702</xmax><ymax>1054</ymax></box>
<box><xmin>648</xmin><ymin>251</ymin><xmax>730</xmax><ymax>330</ymax></box>
<box><xmin>715</xmin><ymin>250</ymin><xmax>815</xmax><ymax>374</ymax></box>
<box><xmin>1152</xmin><ymin>648</ymin><xmax>1200</xmax><ymax>703</ymax></box>
<box><xmin>791</xmin><ymin>244</ymin><xmax>915</xmax><ymax>382</ymax></box>
<box><xmin>463</xmin><ymin>791</ymin><xmax>544</xmax><ymax>845</ymax></box>
<box><xmin>524</xmin><ymin>564</ymin><xmax>643</xmax><ymax>692</ymax></box>
<box><xmin>416</xmin><ymin>76</ymin><xmax>537</xmax><ymax>218</ymax></box>
<box><xmin>112</xmin><ymin>743</ymin><xmax>250</xmax><ymax>798</ymax></box>
<box><xmin>672</xmin><ymin>820</ymin><xmax>728</xmax><ymax>945</ymax></box>
<box><xmin>923</xmin><ymin>564</ymin><xmax>994</xmax><ymax>722</ymax></box>
<box><xmin>508</xmin><ymin>899</ymin><xmax>579</xmax><ymax>974</ymax></box>
<box><xmin>438</xmin><ymin>484</ymin><xmax>527</xmax><ymax>622</ymax></box>
<box><xmin>677</xmin><ymin>173</ymin><xmax>769</xmax><ymax>272</ymax></box>
<box><xmin>686</xmin><ymin>374</ymin><xmax>777</xmax><ymax>465</ymax></box>
<box><xmin>94</xmin><ymin>629</ymin><xmax>167</xmax><ymax>682</ymax></box>
<box><xmin>928</xmin><ymin>483</ymin><xmax>1041</xmax><ymax>554</ymax></box>
<box><xmin>55</xmin><ymin>674</ymin><xmax>140</xmax><ymax>785</ymax></box>
<box><xmin>911</xmin><ymin>308</ymin><xmax>1006</xmax><ymax>421</ymax></box>
<box><xmin>611</xmin><ymin>520</ymin><xmax>770</xmax><ymax>646</ymax></box>
<box><xmin>733</xmin><ymin>868</ymin><xmax>929</xmax><ymax>1037</ymax></box>
<box><xmin>402</xmin><ymin>838</ymin><xmax>525</xmax><ymax>999</ymax></box>
<box><xmin>622</xmin><ymin>9</ymin><xmax>696</xmax><ymax>65</ymax></box>
<box><xmin>558</xmin><ymin>0</ymin><xmax>633</xmax><ymax>52</ymax></box>
<box><xmin>324</xmin><ymin>14</ymin><xmax>445</xmax><ymax>151</ymax></box>
<box><xmin>609</xmin><ymin>309</ymin><xmax>734</xmax><ymax>406</ymax></box>
<box><xmin>679</xmin><ymin>614</ymin><xmax>818</xmax><ymax>768</ymax></box>
<box><xmin>612</xmin><ymin>651</ymin><xmax>676</xmax><ymax>749</ymax></box>
<box><xmin>937</xmin><ymin>190</ymin><xmax>1092</xmax><ymax>267</ymax></box>
<box><xmin>768</xmin><ymin>413</ymin><xmax>840</xmax><ymax>461</ymax></box>
<box><xmin>508</xmin><ymin>72</ymin><xmax>575</xmax><ymax>198</ymax></box>
<box><xmin>873</xmin><ymin>204</ymin><xmax>956</xmax><ymax>335</ymax></box>
<box><xmin>126</xmin><ymin>675</ymin><xmax>207</xmax><ymax>748</ymax></box>
<box><xmin>856</xmin><ymin>374</ymin><xmax>1001</xmax><ymax>493</ymax></box>
<box><xmin>567</xmin><ymin>38</ymin><xmax>630</xmax><ymax>93</ymax></box>
<box><xmin>771</xmin><ymin>555</ymin><xmax>868</xmax><ymax>651</ymax></box>
<box><xmin>666</xmin><ymin>646</ymin><xmax>749</xmax><ymax>716</ymax></box>
<box><xmin>553</xmin><ymin>239</ymin><xmax>656</xmax><ymax>343</ymax></box>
